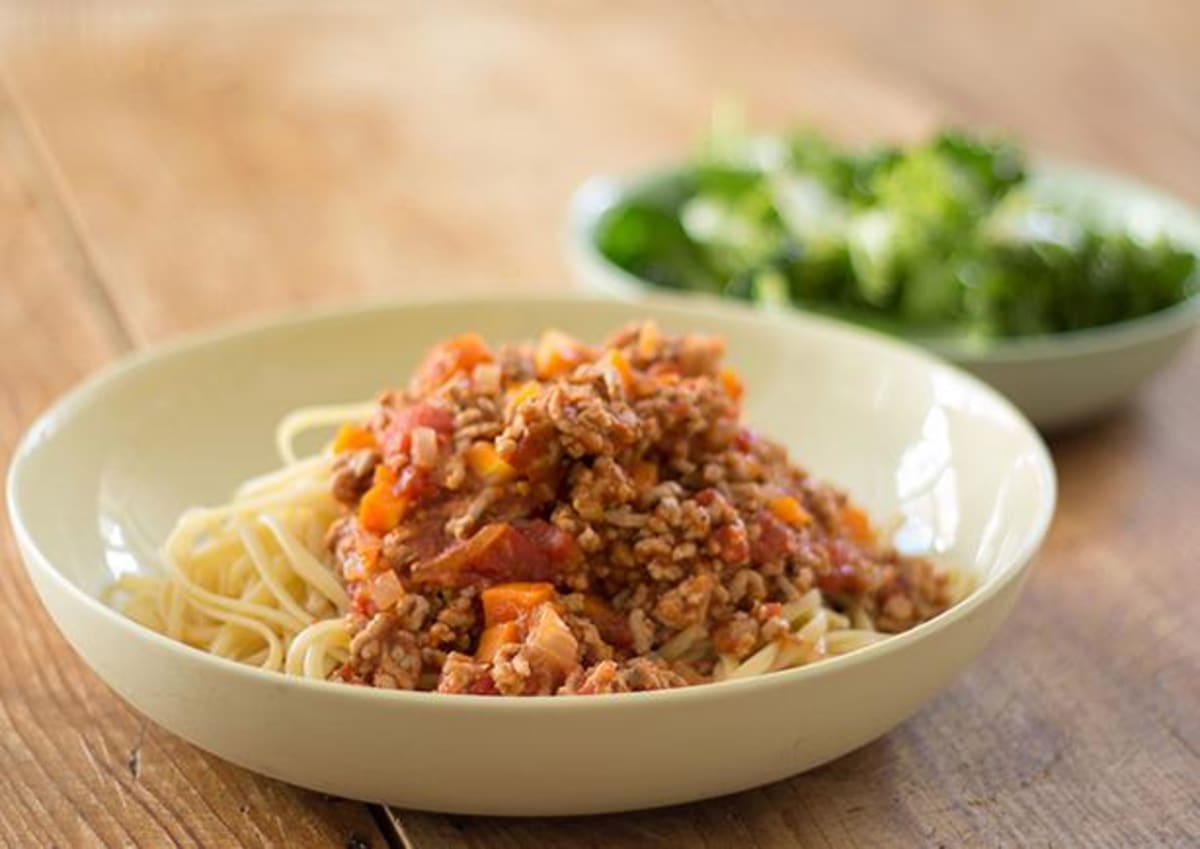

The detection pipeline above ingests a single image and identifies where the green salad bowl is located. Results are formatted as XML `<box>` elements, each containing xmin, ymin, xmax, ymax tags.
<box><xmin>567</xmin><ymin>162</ymin><xmax>1200</xmax><ymax>431</ymax></box>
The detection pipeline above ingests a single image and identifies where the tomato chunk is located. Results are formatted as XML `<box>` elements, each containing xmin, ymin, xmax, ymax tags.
<box><xmin>409</xmin><ymin>520</ymin><xmax>579</xmax><ymax>589</ymax></box>
<box><xmin>411</xmin><ymin>333</ymin><xmax>494</xmax><ymax>395</ymax></box>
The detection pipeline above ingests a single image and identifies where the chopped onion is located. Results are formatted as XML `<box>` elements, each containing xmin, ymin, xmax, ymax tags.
<box><xmin>370</xmin><ymin>570</ymin><xmax>405</xmax><ymax>610</ymax></box>
<box><xmin>473</xmin><ymin>362</ymin><xmax>502</xmax><ymax>395</ymax></box>
<box><xmin>411</xmin><ymin>426</ymin><xmax>439</xmax><ymax>469</ymax></box>
<box><xmin>527</xmin><ymin>604</ymin><xmax>578</xmax><ymax>678</ymax></box>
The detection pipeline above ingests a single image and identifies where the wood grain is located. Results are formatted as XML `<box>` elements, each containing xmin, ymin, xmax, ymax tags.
<box><xmin>0</xmin><ymin>61</ymin><xmax>385</xmax><ymax>849</ymax></box>
<box><xmin>1</xmin><ymin>2</ymin><xmax>1197</xmax><ymax>847</ymax></box>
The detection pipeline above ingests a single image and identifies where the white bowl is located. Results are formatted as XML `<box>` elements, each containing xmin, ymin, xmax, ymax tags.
<box><xmin>7</xmin><ymin>294</ymin><xmax>1055</xmax><ymax>815</ymax></box>
<box><xmin>567</xmin><ymin>163</ymin><xmax>1200</xmax><ymax>431</ymax></box>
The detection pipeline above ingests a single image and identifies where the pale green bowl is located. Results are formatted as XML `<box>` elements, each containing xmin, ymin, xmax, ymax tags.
<box><xmin>567</xmin><ymin>163</ymin><xmax>1200</xmax><ymax>431</ymax></box>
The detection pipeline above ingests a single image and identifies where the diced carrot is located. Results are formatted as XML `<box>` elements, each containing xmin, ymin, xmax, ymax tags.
<box><xmin>467</xmin><ymin>441</ymin><xmax>517</xmax><ymax>483</ymax></box>
<box><xmin>768</xmin><ymin>495</ymin><xmax>812</xmax><ymax>527</ymax></box>
<box><xmin>841</xmin><ymin>505</ymin><xmax>873</xmax><ymax>544</ymax></box>
<box><xmin>535</xmin><ymin>330</ymin><xmax>591</xmax><ymax>379</ymax></box>
<box><xmin>476</xmin><ymin>621</ymin><xmax>522</xmax><ymax>662</ymax></box>
<box><xmin>481</xmin><ymin>582</ymin><xmax>557</xmax><ymax>626</ymax></box>
<box><xmin>604</xmin><ymin>349</ymin><xmax>635</xmax><ymax>391</ymax></box>
<box><xmin>358</xmin><ymin>466</ymin><xmax>409</xmax><ymax>534</ymax></box>
<box><xmin>631</xmin><ymin>461</ymin><xmax>658</xmax><ymax>490</ymax></box>
<box><xmin>719</xmin><ymin>367</ymin><xmax>744</xmax><ymax>401</ymax></box>
<box><xmin>332</xmin><ymin>423</ymin><xmax>376</xmax><ymax>454</ymax></box>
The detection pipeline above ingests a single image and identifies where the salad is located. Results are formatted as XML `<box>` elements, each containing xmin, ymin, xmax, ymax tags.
<box><xmin>595</xmin><ymin>123</ymin><xmax>1198</xmax><ymax>340</ymax></box>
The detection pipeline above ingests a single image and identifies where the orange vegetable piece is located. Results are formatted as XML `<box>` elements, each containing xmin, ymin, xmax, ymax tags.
<box><xmin>332</xmin><ymin>423</ymin><xmax>377</xmax><ymax>454</ymax></box>
<box><xmin>481</xmin><ymin>582</ymin><xmax>556</xmax><ymax>626</ymax></box>
<box><xmin>411</xmin><ymin>332</ymin><xmax>494</xmax><ymax>393</ymax></box>
<box><xmin>535</xmin><ymin>330</ymin><xmax>591</xmax><ymax>379</ymax></box>
<box><xmin>358</xmin><ymin>466</ymin><xmax>409</xmax><ymax>534</ymax></box>
<box><xmin>768</xmin><ymin>495</ymin><xmax>812</xmax><ymax>527</ymax></box>
<box><xmin>467</xmin><ymin>441</ymin><xmax>517</xmax><ymax>483</ymax></box>
<box><xmin>476</xmin><ymin>621</ymin><xmax>522</xmax><ymax>662</ymax></box>
<box><xmin>604</xmin><ymin>349</ymin><xmax>635</xmax><ymax>391</ymax></box>
<box><xmin>841</xmin><ymin>505</ymin><xmax>873</xmax><ymax>544</ymax></box>
<box><xmin>719</xmin><ymin>367</ymin><xmax>744</xmax><ymax>401</ymax></box>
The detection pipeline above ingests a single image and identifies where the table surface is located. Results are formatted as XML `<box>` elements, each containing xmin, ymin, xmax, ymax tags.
<box><xmin>1</xmin><ymin>2</ymin><xmax>1197</xmax><ymax>847</ymax></box>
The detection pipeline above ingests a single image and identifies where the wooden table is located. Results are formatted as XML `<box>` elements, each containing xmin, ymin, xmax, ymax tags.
<box><xmin>1</xmin><ymin>3</ymin><xmax>1197</xmax><ymax>846</ymax></box>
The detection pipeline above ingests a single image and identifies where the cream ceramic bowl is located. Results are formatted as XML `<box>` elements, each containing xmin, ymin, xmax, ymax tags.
<box><xmin>8</xmin><ymin>294</ymin><xmax>1056</xmax><ymax>816</ymax></box>
<box><xmin>567</xmin><ymin>163</ymin><xmax>1200</xmax><ymax>431</ymax></box>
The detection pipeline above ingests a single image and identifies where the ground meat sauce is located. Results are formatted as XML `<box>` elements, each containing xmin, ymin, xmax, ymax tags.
<box><xmin>326</xmin><ymin>323</ymin><xmax>950</xmax><ymax>695</ymax></box>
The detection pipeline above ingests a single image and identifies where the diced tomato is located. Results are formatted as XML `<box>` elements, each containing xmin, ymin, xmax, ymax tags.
<box><xmin>410</xmin><ymin>520</ymin><xmax>579</xmax><ymax>589</ymax></box>
<box><xmin>816</xmin><ymin>561</ymin><xmax>862</xmax><ymax>595</ymax></box>
<box><xmin>715</xmin><ymin>519</ymin><xmax>751</xmax><ymax>565</ymax></box>
<box><xmin>380</xmin><ymin>402</ymin><xmax>454</xmax><ymax>458</ymax></box>
<box><xmin>350</xmin><ymin>583</ymin><xmax>376</xmax><ymax>618</ymax></box>
<box><xmin>581</xmin><ymin>595</ymin><xmax>633</xmax><ymax>649</ymax></box>
<box><xmin>734</xmin><ymin>427</ymin><xmax>756</xmax><ymax>453</ymax></box>
<box><xmin>410</xmin><ymin>333</ymin><xmax>494</xmax><ymax>395</ymax></box>
<box><xmin>750</xmin><ymin>510</ymin><xmax>797</xmax><ymax>564</ymax></box>
<box><xmin>517</xmin><ymin>520</ymin><xmax>583</xmax><ymax>568</ymax></box>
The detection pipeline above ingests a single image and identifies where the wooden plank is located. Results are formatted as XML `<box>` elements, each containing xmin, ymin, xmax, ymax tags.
<box><xmin>0</xmin><ymin>1</ymin><xmax>941</xmax><ymax>341</ymax></box>
<box><xmin>1</xmin><ymin>2</ymin><xmax>1197</xmax><ymax>847</ymax></box>
<box><xmin>0</xmin><ymin>75</ymin><xmax>385</xmax><ymax>849</ymax></box>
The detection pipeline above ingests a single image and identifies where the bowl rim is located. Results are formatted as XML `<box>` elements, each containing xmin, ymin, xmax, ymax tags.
<box><xmin>7</xmin><ymin>291</ymin><xmax>1057</xmax><ymax>712</ymax></box>
<box><xmin>565</xmin><ymin>160</ymin><xmax>1200</xmax><ymax>365</ymax></box>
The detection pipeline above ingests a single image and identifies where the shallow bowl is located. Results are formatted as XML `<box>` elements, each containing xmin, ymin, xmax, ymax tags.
<box><xmin>8</xmin><ymin>294</ymin><xmax>1056</xmax><ymax>815</ymax></box>
<box><xmin>567</xmin><ymin>163</ymin><xmax>1200</xmax><ymax>430</ymax></box>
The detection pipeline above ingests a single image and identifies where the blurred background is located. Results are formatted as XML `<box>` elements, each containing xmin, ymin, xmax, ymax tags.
<box><xmin>3</xmin><ymin>1</ymin><xmax>1197</xmax><ymax>341</ymax></box>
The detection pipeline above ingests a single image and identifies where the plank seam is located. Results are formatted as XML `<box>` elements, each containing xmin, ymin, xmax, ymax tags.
<box><xmin>0</xmin><ymin>63</ymin><xmax>135</xmax><ymax>354</ymax></box>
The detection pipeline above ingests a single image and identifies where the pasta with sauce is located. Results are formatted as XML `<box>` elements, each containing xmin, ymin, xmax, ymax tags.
<box><xmin>110</xmin><ymin>322</ymin><xmax>961</xmax><ymax>695</ymax></box>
